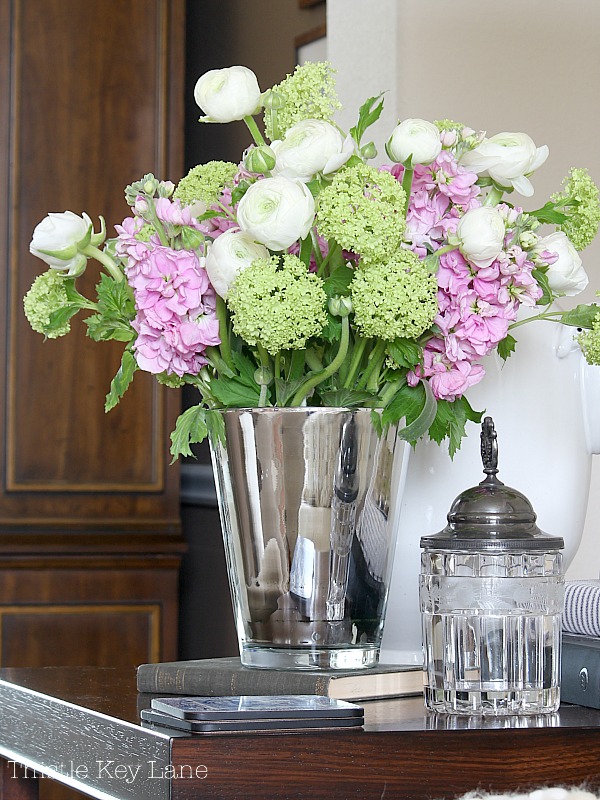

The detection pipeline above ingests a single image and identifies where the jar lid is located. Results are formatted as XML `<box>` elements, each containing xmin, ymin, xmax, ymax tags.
<box><xmin>419</xmin><ymin>417</ymin><xmax>564</xmax><ymax>553</ymax></box>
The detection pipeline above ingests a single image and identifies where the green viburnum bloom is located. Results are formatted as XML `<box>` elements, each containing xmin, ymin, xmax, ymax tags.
<box><xmin>435</xmin><ymin>119</ymin><xmax>465</xmax><ymax>134</ymax></box>
<box><xmin>23</xmin><ymin>270</ymin><xmax>73</xmax><ymax>338</ymax></box>
<box><xmin>174</xmin><ymin>161</ymin><xmax>237</xmax><ymax>207</ymax></box>
<box><xmin>552</xmin><ymin>167</ymin><xmax>600</xmax><ymax>251</ymax></box>
<box><xmin>226</xmin><ymin>254</ymin><xmax>327</xmax><ymax>355</ymax></box>
<box><xmin>577</xmin><ymin>308</ymin><xmax>600</xmax><ymax>365</ymax></box>
<box><xmin>317</xmin><ymin>162</ymin><xmax>407</xmax><ymax>262</ymax></box>
<box><xmin>263</xmin><ymin>61</ymin><xmax>341</xmax><ymax>140</ymax></box>
<box><xmin>351</xmin><ymin>249</ymin><xmax>438</xmax><ymax>340</ymax></box>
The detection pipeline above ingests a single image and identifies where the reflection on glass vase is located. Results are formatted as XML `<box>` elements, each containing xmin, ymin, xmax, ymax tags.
<box><xmin>209</xmin><ymin>407</ymin><xmax>410</xmax><ymax>670</ymax></box>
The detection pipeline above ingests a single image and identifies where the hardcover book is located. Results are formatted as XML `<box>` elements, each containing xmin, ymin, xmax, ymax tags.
<box><xmin>136</xmin><ymin>656</ymin><xmax>423</xmax><ymax>701</ymax></box>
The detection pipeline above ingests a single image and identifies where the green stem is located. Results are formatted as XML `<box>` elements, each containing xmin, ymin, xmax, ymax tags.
<box><xmin>244</xmin><ymin>115</ymin><xmax>266</xmax><ymax>147</ymax></box>
<box><xmin>508</xmin><ymin>309</ymin><xmax>563</xmax><ymax>331</ymax></box>
<box><xmin>357</xmin><ymin>340</ymin><xmax>386</xmax><ymax>390</ymax></box>
<box><xmin>305</xmin><ymin>349</ymin><xmax>323</xmax><ymax>372</ymax></box>
<box><xmin>484</xmin><ymin>185</ymin><xmax>504</xmax><ymax>206</ymax></box>
<box><xmin>343</xmin><ymin>336</ymin><xmax>368</xmax><ymax>389</ymax></box>
<box><xmin>310</xmin><ymin>229</ymin><xmax>324</xmax><ymax>273</ymax></box>
<box><xmin>379</xmin><ymin>377</ymin><xmax>405</xmax><ymax>407</ymax></box>
<box><xmin>82</xmin><ymin>245</ymin><xmax>123</xmax><ymax>282</ymax></box>
<box><xmin>291</xmin><ymin>316</ymin><xmax>350</xmax><ymax>406</ymax></box>
<box><xmin>256</xmin><ymin>343</ymin><xmax>271</xmax><ymax>407</ymax></box>
<box><xmin>215</xmin><ymin>296</ymin><xmax>234</xmax><ymax>370</ymax></box>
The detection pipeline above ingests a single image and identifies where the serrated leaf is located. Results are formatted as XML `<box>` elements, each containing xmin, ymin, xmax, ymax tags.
<box><xmin>275</xmin><ymin>376</ymin><xmax>308</xmax><ymax>406</ymax></box>
<box><xmin>320</xmin><ymin>388</ymin><xmax>377</xmax><ymax>408</ymax></box>
<box><xmin>48</xmin><ymin>304</ymin><xmax>83</xmax><ymax>330</ymax></box>
<box><xmin>381</xmin><ymin>380</ymin><xmax>421</xmax><ymax>430</ymax></box>
<box><xmin>560</xmin><ymin>303</ymin><xmax>600</xmax><ymax>329</ymax></box>
<box><xmin>210</xmin><ymin>376</ymin><xmax>261</xmax><ymax>407</ymax></box>
<box><xmin>231</xmin><ymin>350</ymin><xmax>259</xmax><ymax>384</ymax></box>
<box><xmin>529</xmin><ymin>201</ymin><xmax>568</xmax><ymax>226</ymax></box>
<box><xmin>320</xmin><ymin>314</ymin><xmax>342</xmax><ymax>343</ymax></box>
<box><xmin>387</xmin><ymin>338</ymin><xmax>422</xmax><ymax>369</ymax></box>
<box><xmin>323</xmin><ymin>264</ymin><xmax>354</xmax><ymax>297</ymax></box>
<box><xmin>497</xmin><ymin>333</ymin><xmax>517</xmax><ymax>361</ymax></box>
<box><xmin>104</xmin><ymin>350</ymin><xmax>137</xmax><ymax>412</ymax></box>
<box><xmin>429</xmin><ymin>396</ymin><xmax>484</xmax><ymax>458</ymax></box>
<box><xmin>350</xmin><ymin>94</ymin><xmax>384</xmax><ymax>147</ymax></box>
<box><xmin>169</xmin><ymin>405</ymin><xmax>210</xmax><ymax>461</ymax></box>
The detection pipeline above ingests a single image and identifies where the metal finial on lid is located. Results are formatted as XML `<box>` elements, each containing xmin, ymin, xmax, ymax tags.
<box><xmin>419</xmin><ymin>416</ymin><xmax>564</xmax><ymax>552</ymax></box>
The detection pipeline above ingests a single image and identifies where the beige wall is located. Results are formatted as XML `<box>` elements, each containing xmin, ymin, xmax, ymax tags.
<box><xmin>328</xmin><ymin>0</ymin><xmax>600</xmax><ymax>578</ymax></box>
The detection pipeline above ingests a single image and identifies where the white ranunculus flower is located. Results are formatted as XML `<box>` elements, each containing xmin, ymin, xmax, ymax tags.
<box><xmin>385</xmin><ymin>118</ymin><xmax>442</xmax><ymax>166</ymax></box>
<box><xmin>29</xmin><ymin>211</ymin><xmax>92</xmax><ymax>275</ymax></box>
<box><xmin>534</xmin><ymin>231</ymin><xmax>589</xmax><ymax>296</ymax></box>
<box><xmin>194</xmin><ymin>66</ymin><xmax>261</xmax><ymax>123</ymax></box>
<box><xmin>205</xmin><ymin>229</ymin><xmax>270</xmax><ymax>298</ymax></box>
<box><xmin>456</xmin><ymin>206</ymin><xmax>506</xmax><ymax>268</ymax></box>
<box><xmin>460</xmin><ymin>132</ymin><xmax>549</xmax><ymax>197</ymax></box>
<box><xmin>236</xmin><ymin>176</ymin><xmax>316</xmax><ymax>251</ymax></box>
<box><xmin>271</xmin><ymin>119</ymin><xmax>353</xmax><ymax>182</ymax></box>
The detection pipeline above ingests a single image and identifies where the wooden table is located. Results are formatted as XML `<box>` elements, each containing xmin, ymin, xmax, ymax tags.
<box><xmin>1</xmin><ymin>667</ymin><xmax>600</xmax><ymax>800</ymax></box>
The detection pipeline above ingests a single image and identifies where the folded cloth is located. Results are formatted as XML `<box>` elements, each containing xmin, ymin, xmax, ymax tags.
<box><xmin>563</xmin><ymin>580</ymin><xmax>600</xmax><ymax>637</ymax></box>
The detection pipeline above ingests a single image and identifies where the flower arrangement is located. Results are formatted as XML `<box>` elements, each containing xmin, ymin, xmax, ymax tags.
<box><xmin>24</xmin><ymin>62</ymin><xmax>600</xmax><ymax>458</ymax></box>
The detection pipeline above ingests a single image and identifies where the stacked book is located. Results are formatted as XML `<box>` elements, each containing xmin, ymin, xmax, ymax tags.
<box><xmin>561</xmin><ymin>580</ymin><xmax>600</xmax><ymax>708</ymax></box>
<box><xmin>137</xmin><ymin>656</ymin><xmax>424</xmax><ymax>702</ymax></box>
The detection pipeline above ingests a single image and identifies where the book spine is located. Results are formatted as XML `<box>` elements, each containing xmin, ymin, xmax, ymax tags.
<box><xmin>136</xmin><ymin>664</ymin><xmax>331</xmax><ymax>696</ymax></box>
<box><xmin>561</xmin><ymin>640</ymin><xmax>600</xmax><ymax>709</ymax></box>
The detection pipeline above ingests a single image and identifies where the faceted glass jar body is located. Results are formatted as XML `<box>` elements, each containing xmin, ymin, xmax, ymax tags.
<box><xmin>420</xmin><ymin>548</ymin><xmax>564</xmax><ymax>715</ymax></box>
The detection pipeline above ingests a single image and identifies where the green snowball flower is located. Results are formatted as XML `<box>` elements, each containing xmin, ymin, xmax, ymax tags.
<box><xmin>263</xmin><ymin>62</ymin><xmax>341</xmax><ymax>140</ymax></box>
<box><xmin>226</xmin><ymin>254</ymin><xmax>327</xmax><ymax>355</ymax></box>
<box><xmin>174</xmin><ymin>161</ymin><xmax>237</xmax><ymax>207</ymax></box>
<box><xmin>23</xmin><ymin>270</ymin><xmax>72</xmax><ymax>338</ymax></box>
<box><xmin>351</xmin><ymin>249</ymin><xmax>438</xmax><ymax>340</ymax></box>
<box><xmin>552</xmin><ymin>167</ymin><xmax>600</xmax><ymax>251</ymax></box>
<box><xmin>317</xmin><ymin>162</ymin><xmax>407</xmax><ymax>261</ymax></box>
<box><xmin>578</xmin><ymin>308</ymin><xmax>600</xmax><ymax>366</ymax></box>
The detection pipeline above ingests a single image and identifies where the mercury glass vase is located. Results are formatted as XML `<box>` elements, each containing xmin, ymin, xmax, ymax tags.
<box><xmin>209</xmin><ymin>407</ymin><xmax>410</xmax><ymax>670</ymax></box>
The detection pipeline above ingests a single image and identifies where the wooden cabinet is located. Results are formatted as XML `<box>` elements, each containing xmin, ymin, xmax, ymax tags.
<box><xmin>0</xmin><ymin>0</ymin><xmax>186</xmax><ymax>667</ymax></box>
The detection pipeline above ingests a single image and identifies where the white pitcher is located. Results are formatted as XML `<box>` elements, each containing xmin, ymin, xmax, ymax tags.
<box><xmin>381</xmin><ymin>314</ymin><xmax>600</xmax><ymax>665</ymax></box>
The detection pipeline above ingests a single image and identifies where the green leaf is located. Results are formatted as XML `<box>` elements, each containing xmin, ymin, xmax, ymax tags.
<box><xmin>231</xmin><ymin>350</ymin><xmax>259</xmax><ymax>384</ymax></box>
<box><xmin>319</xmin><ymin>388</ymin><xmax>377</xmax><ymax>408</ymax></box>
<box><xmin>497</xmin><ymin>333</ymin><xmax>517</xmax><ymax>361</ymax></box>
<box><xmin>387</xmin><ymin>338</ymin><xmax>422</xmax><ymax>369</ymax></box>
<box><xmin>350</xmin><ymin>94</ymin><xmax>385</xmax><ymax>147</ymax></box>
<box><xmin>48</xmin><ymin>304</ymin><xmax>83</xmax><ymax>330</ymax></box>
<box><xmin>104</xmin><ymin>350</ymin><xmax>137</xmax><ymax>412</ymax></box>
<box><xmin>169</xmin><ymin>405</ymin><xmax>210</xmax><ymax>461</ymax></box>
<box><xmin>560</xmin><ymin>303</ymin><xmax>600</xmax><ymax>329</ymax></box>
<box><xmin>298</xmin><ymin>234</ymin><xmax>313</xmax><ymax>269</ymax></box>
<box><xmin>428</xmin><ymin>396</ymin><xmax>484</xmax><ymax>458</ymax></box>
<box><xmin>85</xmin><ymin>274</ymin><xmax>135</xmax><ymax>342</ymax></box>
<box><xmin>532</xmin><ymin>268</ymin><xmax>553</xmax><ymax>306</ymax></box>
<box><xmin>275</xmin><ymin>376</ymin><xmax>308</xmax><ymax>406</ymax></box>
<box><xmin>398</xmin><ymin>380</ymin><xmax>437</xmax><ymax>443</ymax></box>
<box><xmin>210</xmin><ymin>376</ymin><xmax>261</xmax><ymax>407</ymax></box>
<box><xmin>323</xmin><ymin>264</ymin><xmax>354</xmax><ymax>297</ymax></box>
<box><xmin>381</xmin><ymin>380</ymin><xmax>423</xmax><ymax>430</ymax></box>
<box><xmin>529</xmin><ymin>201</ymin><xmax>568</xmax><ymax>225</ymax></box>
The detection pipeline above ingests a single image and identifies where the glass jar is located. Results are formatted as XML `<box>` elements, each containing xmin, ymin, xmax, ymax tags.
<box><xmin>419</xmin><ymin>417</ymin><xmax>564</xmax><ymax>716</ymax></box>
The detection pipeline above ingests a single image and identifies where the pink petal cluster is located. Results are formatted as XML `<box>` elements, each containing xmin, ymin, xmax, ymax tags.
<box><xmin>116</xmin><ymin>213</ymin><xmax>220</xmax><ymax>377</ymax></box>
<box><xmin>394</xmin><ymin>161</ymin><xmax>543</xmax><ymax>401</ymax></box>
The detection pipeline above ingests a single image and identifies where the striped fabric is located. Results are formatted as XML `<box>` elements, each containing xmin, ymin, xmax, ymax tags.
<box><xmin>564</xmin><ymin>580</ymin><xmax>600</xmax><ymax>637</ymax></box>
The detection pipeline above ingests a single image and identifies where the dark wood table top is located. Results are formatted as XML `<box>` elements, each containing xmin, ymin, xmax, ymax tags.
<box><xmin>2</xmin><ymin>666</ymin><xmax>600</xmax><ymax>799</ymax></box>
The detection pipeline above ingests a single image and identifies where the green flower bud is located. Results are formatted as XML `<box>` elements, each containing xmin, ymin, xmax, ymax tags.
<box><xmin>328</xmin><ymin>295</ymin><xmax>353</xmax><ymax>317</ymax></box>
<box><xmin>360</xmin><ymin>141</ymin><xmax>377</xmax><ymax>160</ymax></box>
<box><xmin>244</xmin><ymin>145</ymin><xmax>277</xmax><ymax>175</ymax></box>
<box><xmin>262</xmin><ymin>89</ymin><xmax>286</xmax><ymax>111</ymax></box>
<box><xmin>254</xmin><ymin>365</ymin><xmax>273</xmax><ymax>386</ymax></box>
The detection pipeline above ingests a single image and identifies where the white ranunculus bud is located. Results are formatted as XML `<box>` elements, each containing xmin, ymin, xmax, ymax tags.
<box><xmin>205</xmin><ymin>229</ymin><xmax>270</xmax><ymax>298</ymax></box>
<box><xmin>460</xmin><ymin>132</ymin><xmax>549</xmax><ymax>197</ymax></box>
<box><xmin>236</xmin><ymin>176</ymin><xmax>316</xmax><ymax>251</ymax></box>
<box><xmin>534</xmin><ymin>231</ymin><xmax>589</xmax><ymax>296</ymax></box>
<box><xmin>456</xmin><ymin>206</ymin><xmax>506</xmax><ymax>268</ymax></box>
<box><xmin>385</xmin><ymin>118</ymin><xmax>442</xmax><ymax>166</ymax></box>
<box><xmin>270</xmin><ymin>119</ymin><xmax>352</xmax><ymax>182</ymax></box>
<box><xmin>194</xmin><ymin>66</ymin><xmax>261</xmax><ymax>123</ymax></box>
<box><xmin>29</xmin><ymin>211</ymin><xmax>93</xmax><ymax>276</ymax></box>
